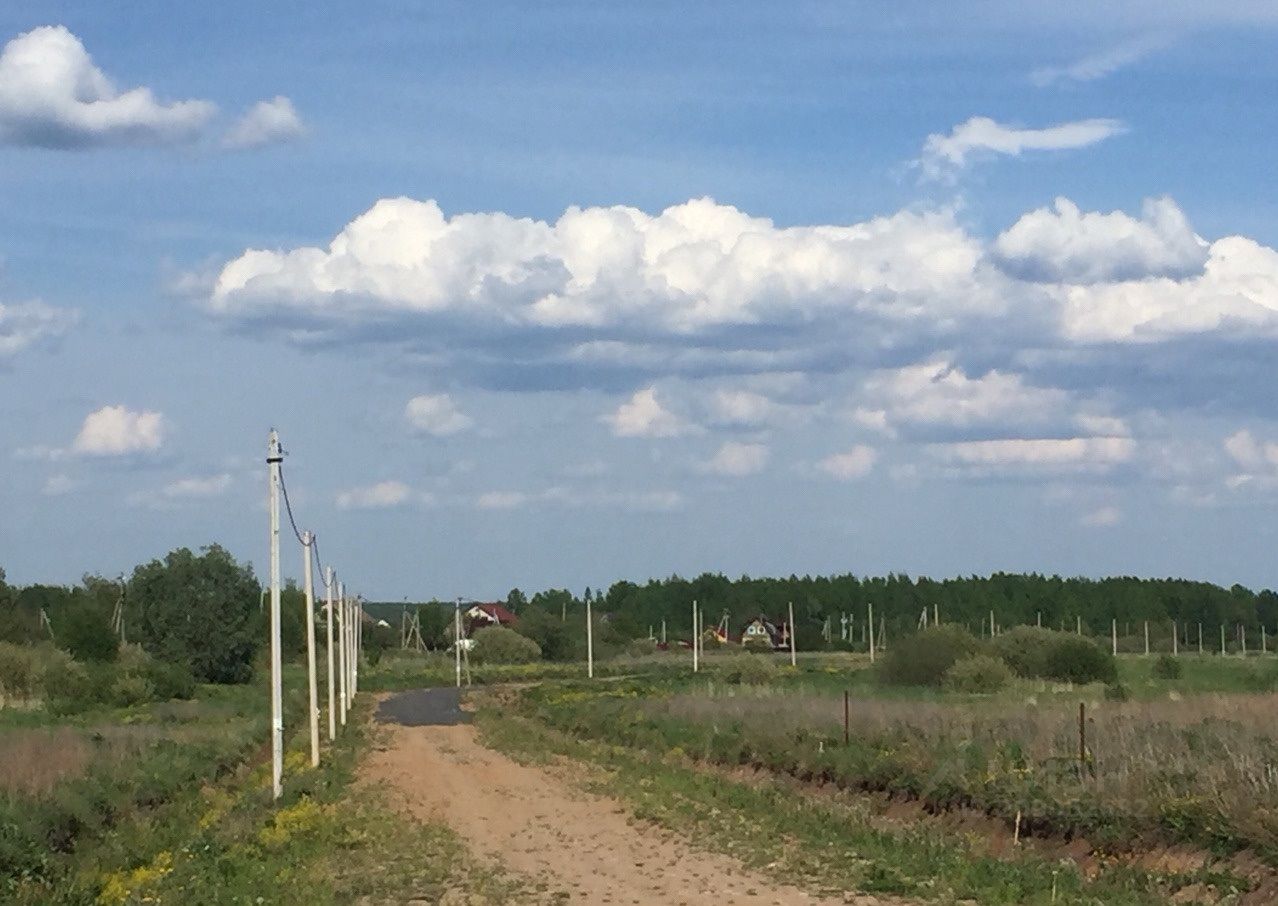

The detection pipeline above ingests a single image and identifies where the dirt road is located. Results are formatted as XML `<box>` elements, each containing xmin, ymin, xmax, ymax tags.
<box><xmin>366</xmin><ymin>689</ymin><xmax>874</xmax><ymax>905</ymax></box>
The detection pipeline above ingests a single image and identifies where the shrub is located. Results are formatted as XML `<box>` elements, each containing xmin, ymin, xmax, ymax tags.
<box><xmin>1042</xmin><ymin>635</ymin><xmax>1117</xmax><ymax>684</ymax></box>
<box><xmin>513</xmin><ymin>608</ymin><xmax>578</xmax><ymax>662</ymax></box>
<box><xmin>1104</xmin><ymin>682</ymin><xmax>1131</xmax><ymax>702</ymax></box>
<box><xmin>143</xmin><ymin>659</ymin><xmax>196</xmax><ymax>700</ymax></box>
<box><xmin>470</xmin><ymin>626</ymin><xmax>541</xmax><ymax>664</ymax></box>
<box><xmin>990</xmin><ymin>626</ymin><xmax>1059</xmax><ymax>678</ymax></box>
<box><xmin>721</xmin><ymin>654</ymin><xmax>780</xmax><ymax>685</ymax></box>
<box><xmin>944</xmin><ymin>654</ymin><xmax>1012</xmax><ymax>693</ymax></box>
<box><xmin>879</xmin><ymin>625</ymin><xmax>983</xmax><ymax>687</ymax></box>
<box><xmin>1152</xmin><ymin>654</ymin><xmax>1183</xmax><ymax>680</ymax></box>
<box><xmin>991</xmin><ymin>626</ymin><xmax>1117</xmax><ymax>684</ymax></box>
<box><xmin>44</xmin><ymin>660</ymin><xmax>102</xmax><ymax>714</ymax></box>
<box><xmin>109</xmin><ymin>672</ymin><xmax>156</xmax><ymax>706</ymax></box>
<box><xmin>0</xmin><ymin>641</ymin><xmax>38</xmax><ymax>701</ymax></box>
<box><xmin>626</xmin><ymin>638</ymin><xmax>658</xmax><ymax>657</ymax></box>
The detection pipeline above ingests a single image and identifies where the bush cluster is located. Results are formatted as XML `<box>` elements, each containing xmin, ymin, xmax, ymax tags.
<box><xmin>879</xmin><ymin>624</ymin><xmax>1117</xmax><ymax>689</ymax></box>
<box><xmin>879</xmin><ymin>625</ymin><xmax>983</xmax><ymax>687</ymax></box>
<box><xmin>720</xmin><ymin>654</ymin><xmax>780</xmax><ymax>685</ymax></box>
<box><xmin>1152</xmin><ymin>654</ymin><xmax>1183</xmax><ymax>680</ymax></box>
<box><xmin>944</xmin><ymin>654</ymin><xmax>1012</xmax><ymax>693</ymax></box>
<box><xmin>992</xmin><ymin>626</ymin><xmax>1116</xmax><ymax>684</ymax></box>
<box><xmin>44</xmin><ymin>645</ymin><xmax>195</xmax><ymax>714</ymax></box>
<box><xmin>470</xmin><ymin>626</ymin><xmax>541</xmax><ymax>664</ymax></box>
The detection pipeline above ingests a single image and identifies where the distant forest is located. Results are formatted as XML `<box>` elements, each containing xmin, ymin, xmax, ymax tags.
<box><xmin>370</xmin><ymin>572</ymin><xmax>1278</xmax><ymax>648</ymax></box>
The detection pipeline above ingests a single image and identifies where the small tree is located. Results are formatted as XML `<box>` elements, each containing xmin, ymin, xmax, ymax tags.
<box><xmin>944</xmin><ymin>654</ymin><xmax>1011</xmax><ymax>693</ymax></box>
<box><xmin>471</xmin><ymin>625</ymin><xmax>541</xmax><ymax>664</ymax></box>
<box><xmin>515</xmin><ymin>607</ymin><xmax>578</xmax><ymax>661</ymax></box>
<box><xmin>879</xmin><ymin>625</ymin><xmax>983</xmax><ymax>687</ymax></box>
<box><xmin>129</xmin><ymin>545</ymin><xmax>261</xmax><ymax>683</ymax></box>
<box><xmin>58</xmin><ymin>601</ymin><xmax>119</xmax><ymax>663</ymax></box>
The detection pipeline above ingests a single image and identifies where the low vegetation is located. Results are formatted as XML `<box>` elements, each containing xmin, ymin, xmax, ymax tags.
<box><xmin>507</xmin><ymin>656</ymin><xmax>1278</xmax><ymax>874</ymax></box>
<box><xmin>470</xmin><ymin>625</ymin><xmax>542</xmax><ymax>664</ymax></box>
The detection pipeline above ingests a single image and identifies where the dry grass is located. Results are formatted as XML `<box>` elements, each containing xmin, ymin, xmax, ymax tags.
<box><xmin>0</xmin><ymin>725</ymin><xmax>180</xmax><ymax>797</ymax></box>
<box><xmin>0</xmin><ymin>728</ymin><xmax>92</xmax><ymax>795</ymax></box>
<box><xmin>660</xmin><ymin>687</ymin><xmax>1278</xmax><ymax>849</ymax></box>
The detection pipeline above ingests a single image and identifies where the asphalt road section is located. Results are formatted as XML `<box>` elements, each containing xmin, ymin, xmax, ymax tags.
<box><xmin>374</xmin><ymin>687</ymin><xmax>470</xmax><ymax>727</ymax></box>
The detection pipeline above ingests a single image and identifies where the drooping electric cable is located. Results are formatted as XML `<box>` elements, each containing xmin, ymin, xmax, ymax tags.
<box><xmin>277</xmin><ymin>464</ymin><xmax>307</xmax><ymax>547</ymax></box>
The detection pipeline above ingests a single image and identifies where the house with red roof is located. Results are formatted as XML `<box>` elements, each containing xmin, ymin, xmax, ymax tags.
<box><xmin>464</xmin><ymin>602</ymin><xmax>518</xmax><ymax>634</ymax></box>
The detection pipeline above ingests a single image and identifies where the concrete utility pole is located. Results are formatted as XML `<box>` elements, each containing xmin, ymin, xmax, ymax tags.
<box><xmin>1172</xmin><ymin>621</ymin><xmax>1178</xmax><ymax>657</ymax></box>
<box><xmin>302</xmin><ymin>532</ymin><xmax>320</xmax><ymax>768</ymax></box>
<box><xmin>326</xmin><ymin>568</ymin><xmax>336</xmax><ymax>741</ymax></box>
<box><xmin>691</xmin><ymin>599</ymin><xmax>699</xmax><ymax>673</ymax></box>
<box><xmin>338</xmin><ymin>581</ymin><xmax>348</xmax><ymax>725</ymax></box>
<box><xmin>1198</xmin><ymin>622</ymin><xmax>1203</xmax><ymax>655</ymax></box>
<box><xmin>788</xmin><ymin>601</ymin><xmax>797</xmax><ymax>668</ymax></box>
<box><xmin>1144</xmin><ymin>621</ymin><xmax>1150</xmax><ymax>656</ymax></box>
<box><xmin>661</xmin><ymin>619</ymin><xmax>666</xmax><ymax>645</ymax></box>
<box><xmin>586</xmin><ymin>592</ymin><xmax>594</xmax><ymax>679</ymax></box>
<box><xmin>354</xmin><ymin>596</ymin><xmax>361</xmax><ymax>694</ymax></box>
<box><xmin>454</xmin><ymin>599</ymin><xmax>462</xmax><ymax>689</ymax></box>
<box><xmin>267</xmin><ymin>430</ymin><xmax>284</xmax><ymax>800</ymax></box>
<box><xmin>867</xmin><ymin>601</ymin><xmax>875</xmax><ymax>664</ymax></box>
<box><xmin>1111</xmin><ymin>618</ymin><xmax>1117</xmax><ymax>657</ymax></box>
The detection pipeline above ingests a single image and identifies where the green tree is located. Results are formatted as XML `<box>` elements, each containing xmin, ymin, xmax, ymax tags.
<box><xmin>129</xmin><ymin>545</ymin><xmax>262</xmax><ymax>684</ymax></box>
<box><xmin>416</xmin><ymin>602</ymin><xmax>451</xmax><ymax>649</ymax></box>
<box><xmin>505</xmin><ymin>588</ymin><xmax>528</xmax><ymax>613</ymax></box>
<box><xmin>515</xmin><ymin>607</ymin><xmax>578</xmax><ymax>661</ymax></box>
<box><xmin>57</xmin><ymin>601</ymin><xmax>119</xmax><ymax>662</ymax></box>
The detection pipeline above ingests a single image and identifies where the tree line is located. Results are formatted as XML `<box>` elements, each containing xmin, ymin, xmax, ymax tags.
<box><xmin>373</xmin><ymin>571</ymin><xmax>1278</xmax><ymax>656</ymax></box>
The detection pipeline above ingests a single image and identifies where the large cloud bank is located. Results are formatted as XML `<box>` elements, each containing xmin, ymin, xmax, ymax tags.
<box><xmin>208</xmin><ymin>194</ymin><xmax>1278</xmax><ymax>361</ymax></box>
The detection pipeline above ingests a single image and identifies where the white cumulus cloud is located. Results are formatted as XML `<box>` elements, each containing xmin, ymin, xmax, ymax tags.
<box><xmin>605</xmin><ymin>387</ymin><xmax>690</xmax><ymax>438</ymax></box>
<box><xmin>71</xmin><ymin>405</ymin><xmax>165</xmax><ymax>456</ymax></box>
<box><xmin>992</xmin><ymin>197</ymin><xmax>1207</xmax><ymax>284</ymax></box>
<box><xmin>208</xmin><ymin>196</ymin><xmax>988</xmax><ymax>339</ymax></box>
<box><xmin>336</xmin><ymin>480</ymin><xmax>412</xmax><ymax>510</ymax></box>
<box><xmin>817</xmin><ymin>446</ymin><xmax>878</xmax><ymax>480</ymax></box>
<box><xmin>405</xmin><ymin>393</ymin><xmax>473</xmax><ymax>436</ymax></box>
<box><xmin>860</xmin><ymin>359</ymin><xmax>1070</xmax><ymax>434</ymax></box>
<box><xmin>917</xmin><ymin>116</ymin><xmax>1125</xmax><ymax>180</ymax></box>
<box><xmin>0</xmin><ymin>301</ymin><xmax>78</xmax><ymax>359</ymax></box>
<box><xmin>0</xmin><ymin>25</ymin><xmax>215</xmax><ymax>148</ymax></box>
<box><xmin>1058</xmin><ymin>234</ymin><xmax>1278</xmax><ymax>342</ymax></box>
<box><xmin>224</xmin><ymin>96</ymin><xmax>305</xmax><ymax>149</ymax></box>
<box><xmin>704</xmin><ymin>441</ymin><xmax>769</xmax><ymax>477</ymax></box>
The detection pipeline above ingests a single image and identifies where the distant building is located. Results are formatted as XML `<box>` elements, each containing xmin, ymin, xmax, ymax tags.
<box><xmin>464</xmin><ymin>602</ymin><xmax>518</xmax><ymax>634</ymax></box>
<box><xmin>741</xmin><ymin>615</ymin><xmax>789</xmax><ymax>650</ymax></box>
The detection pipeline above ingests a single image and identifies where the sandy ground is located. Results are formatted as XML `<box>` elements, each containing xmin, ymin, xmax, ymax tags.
<box><xmin>365</xmin><ymin>717</ymin><xmax>885</xmax><ymax>905</ymax></box>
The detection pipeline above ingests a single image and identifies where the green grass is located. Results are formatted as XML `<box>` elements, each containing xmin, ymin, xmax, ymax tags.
<box><xmin>4</xmin><ymin>683</ymin><xmax>532</xmax><ymax>904</ymax></box>
<box><xmin>476</xmin><ymin>695</ymin><xmax>1245</xmax><ymax>905</ymax></box>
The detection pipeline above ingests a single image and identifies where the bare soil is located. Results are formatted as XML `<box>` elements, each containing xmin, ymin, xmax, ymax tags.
<box><xmin>364</xmin><ymin>718</ymin><xmax>895</xmax><ymax>905</ymax></box>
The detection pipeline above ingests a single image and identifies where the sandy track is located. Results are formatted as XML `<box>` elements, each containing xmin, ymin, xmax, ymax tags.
<box><xmin>366</xmin><ymin>720</ymin><xmax>878</xmax><ymax>905</ymax></box>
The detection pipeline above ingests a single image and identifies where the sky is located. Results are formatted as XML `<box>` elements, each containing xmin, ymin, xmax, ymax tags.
<box><xmin>3</xmin><ymin>2</ymin><xmax>1278</xmax><ymax>600</ymax></box>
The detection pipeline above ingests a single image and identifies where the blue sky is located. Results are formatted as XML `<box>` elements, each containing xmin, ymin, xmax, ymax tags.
<box><xmin>4</xmin><ymin>2</ymin><xmax>1278</xmax><ymax>599</ymax></box>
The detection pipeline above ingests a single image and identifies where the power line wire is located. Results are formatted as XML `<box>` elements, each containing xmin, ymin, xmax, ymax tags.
<box><xmin>277</xmin><ymin>463</ymin><xmax>307</xmax><ymax>546</ymax></box>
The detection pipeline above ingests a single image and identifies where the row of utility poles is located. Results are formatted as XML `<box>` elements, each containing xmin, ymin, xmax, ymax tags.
<box><xmin>267</xmin><ymin>430</ymin><xmax>362</xmax><ymax>801</ymax></box>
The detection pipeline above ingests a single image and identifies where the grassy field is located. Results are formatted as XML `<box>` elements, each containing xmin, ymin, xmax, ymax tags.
<box><xmin>0</xmin><ymin>666</ymin><xmax>531</xmax><ymax>904</ymax></box>
<box><xmin>466</xmin><ymin>651</ymin><xmax>1278</xmax><ymax>903</ymax></box>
